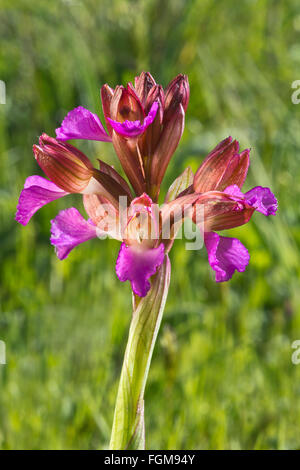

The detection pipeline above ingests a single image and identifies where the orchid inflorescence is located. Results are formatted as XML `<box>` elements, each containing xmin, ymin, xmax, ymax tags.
<box><xmin>16</xmin><ymin>71</ymin><xmax>278</xmax><ymax>449</ymax></box>
<box><xmin>16</xmin><ymin>71</ymin><xmax>277</xmax><ymax>298</ymax></box>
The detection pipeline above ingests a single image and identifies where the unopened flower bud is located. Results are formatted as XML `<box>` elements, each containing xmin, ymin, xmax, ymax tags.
<box><xmin>33</xmin><ymin>133</ymin><xmax>93</xmax><ymax>193</ymax></box>
<box><xmin>164</xmin><ymin>74</ymin><xmax>189</xmax><ymax>123</ymax></box>
<box><xmin>134</xmin><ymin>71</ymin><xmax>156</xmax><ymax>106</ymax></box>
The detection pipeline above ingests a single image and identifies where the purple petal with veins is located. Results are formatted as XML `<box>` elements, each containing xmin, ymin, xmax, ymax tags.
<box><xmin>224</xmin><ymin>184</ymin><xmax>278</xmax><ymax>216</ymax></box>
<box><xmin>108</xmin><ymin>101</ymin><xmax>159</xmax><ymax>138</ymax></box>
<box><xmin>204</xmin><ymin>232</ymin><xmax>250</xmax><ymax>282</ymax></box>
<box><xmin>244</xmin><ymin>186</ymin><xmax>278</xmax><ymax>216</ymax></box>
<box><xmin>50</xmin><ymin>207</ymin><xmax>98</xmax><ymax>260</ymax></box>
<box><xmin>223</xmin><ymin>184</ymin><xmax>244</xmax><ymax>198</ymax></box>
<box><xmin>16</xmin><ymin>175</ymin><xmax>68</xmax><ymax>226</ymax></box>
<box><xmin>55</xmin><ymin>106</ymin><xmax>112</xmax><ymax>142</ymax></box>
<box><xmin>115</xmin><ymin>242</ymin><xmax>165</xmax><ymax>297</ymax></box>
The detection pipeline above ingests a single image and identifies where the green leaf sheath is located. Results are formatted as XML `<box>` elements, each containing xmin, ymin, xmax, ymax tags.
<box><xmin>109</xmin><ymin>256</ymin><xmax>171</xmax><ymax>450</ymax></box>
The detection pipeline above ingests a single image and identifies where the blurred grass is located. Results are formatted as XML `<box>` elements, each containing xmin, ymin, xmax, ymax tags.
<box><xmin>1</xmin><ymin>0</ymin><xmax>300</xmax><ymax>449</ymax></box>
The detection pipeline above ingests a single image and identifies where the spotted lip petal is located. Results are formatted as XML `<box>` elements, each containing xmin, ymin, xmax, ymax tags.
<box><xmin>107</xmin><ymin>101</ymin><xmax>159</xmax><ymax>138</ymax></box>
<box><xmin>55</xmin><ymin>106</ymin><xmax>112</xmax><ymax>142</ymax></box>
<box><xmin>204</xmin><ymin>232</ymin><xmax>250</xmax><ymax>282</ymax></box>
<box><xmin>15</xmin><ymin>175</ymin><xmax>68</xmax><ymax>225</ymax></box>
<box><xmin>50</xmin><ymin>207</ymin><xmax>98</xmax><ymax>260</ymax></box>
<box><xmin>116</xmin><ymin>242</ymin><xmax>165</xmax><ymax>297</ymax></box>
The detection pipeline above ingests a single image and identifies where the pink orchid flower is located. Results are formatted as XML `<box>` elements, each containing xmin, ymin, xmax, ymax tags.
<box><xmin>16</xmin><ymin>72</ymin><xmax>277</xmax><ymax>297</ymax></box>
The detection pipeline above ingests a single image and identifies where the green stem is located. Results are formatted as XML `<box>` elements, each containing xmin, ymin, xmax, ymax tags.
<box><xmin>109</xmin><ymin>256</ymin><xmax>171</xmax><ymax>450</ymax></box>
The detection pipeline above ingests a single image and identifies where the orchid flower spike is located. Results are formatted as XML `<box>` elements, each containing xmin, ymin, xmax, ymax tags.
<box><xmin>16</xmin><ymin>73</ymin><xmax>277</xmax><ymax>297</ymax></box>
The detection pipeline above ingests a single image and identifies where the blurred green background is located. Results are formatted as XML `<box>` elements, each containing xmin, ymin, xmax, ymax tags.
<box><xmin>1</xmin><ymin>0</ymin><xmax>300</xmax><ymax>450</ymax></box>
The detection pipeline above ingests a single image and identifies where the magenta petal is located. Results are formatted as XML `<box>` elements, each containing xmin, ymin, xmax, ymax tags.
<box><xmin>115</xmin><ymin>242</ymin><xmax>165</xmax><ymax>297</ymax></box>
<box><xmin>224</xmin><ymin>184</ymin><xmax>278</xmax><ymax>216</ymax></box>
<box><xmin>204</xmin><ymin>232</ymin><xmax>250</xmax><ymax>282</ymax></box>
<box><xmin>50</xmin><ymin>207</ymin><xmax>97</xmax><ymax>260</ymax></box>
<box><xmin>244</xmin><ymin>186</ymin><xmax>278</xmax><ymax>216</ymax></box>
<box><xmin>224</xmin><ymin>184</ymin><xmax>244</xmax><ymax>198</ymax></box>
<box><xmin>55</xmin><ymin>106</ymin><xmax>112</xmax><ymax>142</ymax></box>
<box><xmin>16</xmin><ymin>175</ymin><xmax>68</xmax><ymax>226</ymax></box>
<box><xmin>107</xmin><ymin>101</ymin><xmax>159</xmax><ymax>138</ymax></box>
